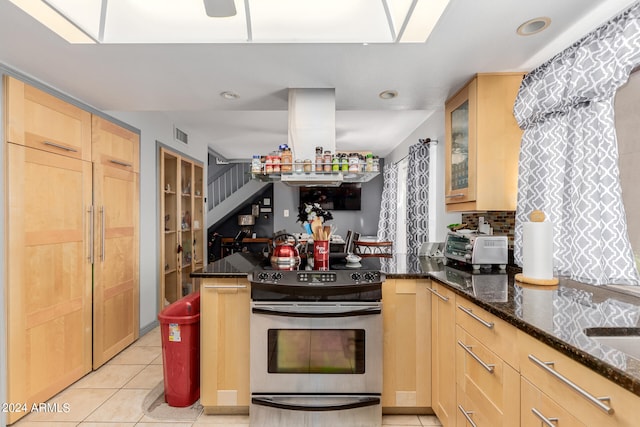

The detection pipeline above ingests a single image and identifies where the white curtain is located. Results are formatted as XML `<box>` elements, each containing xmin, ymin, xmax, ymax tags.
<box><xmin>513</xmin><ymin>2</ymin><xmax>640</xmax><ymax>285</ymax></box>
<box><xmin>406</xmin><ymin>143</ymin><xmax>430</xmax><ymax>254</ymax></box>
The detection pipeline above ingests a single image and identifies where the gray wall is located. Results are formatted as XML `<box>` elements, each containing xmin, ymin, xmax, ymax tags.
<box><xmin>273</xmin><ymin>174</ymin><xmax>384</xmax><ymax>238</ymax></box>
<box><xmin>616</xmin><ymin>69</ymin><xmax>640</xmax><ymax>271</ymax></box>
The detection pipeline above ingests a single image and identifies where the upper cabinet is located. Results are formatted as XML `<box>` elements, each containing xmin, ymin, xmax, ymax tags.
<box><xmin>4</xmin><ymin>76</ymin><xmax>92</xmax><ymax>161</ymax></box>
<box><xmin>445</xmin><ymin>73</ymin><xmax>523</xmax><ymax>212</ymax></box>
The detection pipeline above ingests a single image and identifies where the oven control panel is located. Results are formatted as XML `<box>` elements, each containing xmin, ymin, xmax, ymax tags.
<box><xmin>250</xmin><ymin>270</ymin><xmax>384</xmax><ymax>285</ymax></box>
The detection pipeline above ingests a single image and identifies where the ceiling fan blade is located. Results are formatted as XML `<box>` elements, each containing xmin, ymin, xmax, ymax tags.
<box><xmin>203</xmin><ymin>0</ymin><xmax>237</xmax><ymax>17</ymax></box>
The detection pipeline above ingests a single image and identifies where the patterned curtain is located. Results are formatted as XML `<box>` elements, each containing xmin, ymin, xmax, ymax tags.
<box><xmin>513</xmin><ymin>3</ymin><xmax>640</xmax><ymax>285</ymax></box>
<box><xmin>406</xmin><ymin>143</ymin><xmax>430</xmax><ymax>255</ymax></box>
<box><xmin>377</xmin><ymin>162</ymin><xmax>399</xmax><ymax>242</ymax></box>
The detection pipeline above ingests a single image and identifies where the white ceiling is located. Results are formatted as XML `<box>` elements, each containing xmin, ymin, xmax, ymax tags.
<box><xmin>0</xmin><ymin>0</ymin><xmax>637</xmax><ymax>160</ymax></box>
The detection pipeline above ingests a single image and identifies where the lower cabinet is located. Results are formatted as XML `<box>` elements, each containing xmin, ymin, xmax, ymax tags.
<box><xmin>521</xmin><ymin>377</ymin><xmax>585</xmax><ymax>427</ymax></box>
<box><xmin>519</xmin><ymin>331</ymin><xmax>639</xmax><ymax>427</ymax></box>
<box><xmin>382</xmin><ymin>279</ymin><xmax>432</xmax><ymax>411</ymax></box>
<box><xmin>430</xmin><ymin>282</ymin><xmax>457</xmax><ymax>426</ymax></box>
<box><xmin>200</xmin><ymin>278</ymin><xmax>251</xmax><ymax>413</ymax></box>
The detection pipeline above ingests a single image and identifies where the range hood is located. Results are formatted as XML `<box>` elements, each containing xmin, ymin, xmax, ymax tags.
<box><xmin>252</xmin><ymin>88</ymin><xmax>379</xmax><ymax>187</ymax></box>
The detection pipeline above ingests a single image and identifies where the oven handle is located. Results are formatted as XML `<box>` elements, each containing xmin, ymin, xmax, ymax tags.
<box><xmin>251</xmin><ymin>395</ymin><xmax>380</xmax><ymax>412</ymax></box>
<box><xmin>251</xmin><ymin>306</ymin><xmax>381</xmax><ymax>318</ymax></box>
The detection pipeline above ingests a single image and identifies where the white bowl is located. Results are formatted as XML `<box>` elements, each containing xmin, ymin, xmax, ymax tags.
<box><xmin>345</xmin><ymin>254</ymin><xmax>362</xmax><ymax>263</ymax></box>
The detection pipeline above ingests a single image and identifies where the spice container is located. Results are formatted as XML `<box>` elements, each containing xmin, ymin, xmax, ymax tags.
<box><xmin>348</xmin><ymin>153</ymin><xmax>360</xmax><ymax>172</ymax></box>
<box><xmin>365</xmin><ymin>153</ymin><xmax>373</xmax><ymax>172</ymax></box>
<box><xmin>372</xmin><ymin>156</ymin><xmax>380</xmax><ymax>172</ymax></box>
<box><xmin>323</xmin><ymin>151</ymin><xmax>332</xmax><ymax>172</ymax></box>
<box><xmin>332</xmin><ymin>155</ymin><xmax>339</xmax><ymax>171</ymax></box>
<box><xmin>340</xmin><ymin>154</ymin><xmax>349</xmax><ymax>172</ymax></box>
<box><xmin>281</xmin><ymin>147</ymin><xmax>292</xmax><ymax>172</ymax></box>
<box><xmin>303</xmin><ymin>159</ymin><xmax>313</xmax><ymax>172</ymax></box>
<box><xmin>251</xmin><ymin>155</ymin><xmax>262</xmax><ymax>174</ymax></box>
<box><xmin>265</xmin><ymin>156</ymin><xmax>274</xmax><ymax>174</ymax></box>
<box><xmin>315</xmin><ymin>147</ymin><xmax>323</xmax><ymax>172</ymax></box>
<box><xmin>294</xmin><ymin>159</ymin><xmax>303</xmax><ymax>173</ymax></box>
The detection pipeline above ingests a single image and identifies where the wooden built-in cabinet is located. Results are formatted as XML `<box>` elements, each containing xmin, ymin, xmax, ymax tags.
<box><xmin>429</xmin><ymin>282</ymin><xmax>457</xmax><ymax>426</ymax></box>
<box><xmin>4</xmin><ymin>75</ymin><xmax>140</xmax><ymax>423</ymax></box>
<box><xmin>159</xmin><ymin>147</ymin><xmax>205</xmax><ymax>310</ymax></box>
<box><xmin>519</xmin><ymin>331</ymin><xmax>638</xmax><ymax>427</ymax></box>
<box><xmin>444</xmin><ymin>73</ymin><xmax>523</xmax><ymax>212</ymax></box>
<box><xmin>382</xmin><ymin>279</ymin><xmax>432</xmax><ymax>412</ymax></box>
<box><xmin>200</xmin><ymin>278</ymin><xmax>251</xmax><ymax>413</ymax></box>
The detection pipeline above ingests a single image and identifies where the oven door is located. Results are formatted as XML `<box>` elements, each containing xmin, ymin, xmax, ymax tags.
<box><xmin>250</xmin><ymin>301</ymin><xmax>383</xmax><ymax>394</ymax></box>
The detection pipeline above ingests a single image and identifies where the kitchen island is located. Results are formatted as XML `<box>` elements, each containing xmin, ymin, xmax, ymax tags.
<box><xmin>192</xmin><ymin>252</ymin><xmax>640</xmax><ymax>424</ymax></box>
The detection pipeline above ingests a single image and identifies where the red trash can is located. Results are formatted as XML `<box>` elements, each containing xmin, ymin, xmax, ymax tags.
<box><xmin>157</xmin><ymin>291</ymin><xmax>200</xmax><ymax>407</ymax></box>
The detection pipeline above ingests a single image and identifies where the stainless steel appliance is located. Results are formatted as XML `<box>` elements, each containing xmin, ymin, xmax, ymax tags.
<box><xmin>248</xmin><ymin>269</ymin><xmax>384</xmax><ymax>427</ymax></box>
<box><xmin>443</xmin><ymin>231</ymin><xmax>508</xmax><ymax>270</ymax></box>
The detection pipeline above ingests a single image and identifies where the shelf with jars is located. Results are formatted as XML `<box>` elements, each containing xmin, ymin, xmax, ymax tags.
<box><xmin>251</xmin><ymin>145</ymin><xmax>381</xmax><ymax>184</ymax></box>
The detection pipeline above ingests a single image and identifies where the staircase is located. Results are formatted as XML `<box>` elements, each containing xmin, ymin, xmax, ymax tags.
<box><xmin>207</xmin><ymin>161</ymin><xmax>269</xmax><ymax>227</ymax></box>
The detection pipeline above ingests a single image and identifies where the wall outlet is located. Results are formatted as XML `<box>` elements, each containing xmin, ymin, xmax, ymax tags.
<box><xmin>284</xmin><ymin>209</ymin><xmax>289</xmax><ymax>217</ymax></box>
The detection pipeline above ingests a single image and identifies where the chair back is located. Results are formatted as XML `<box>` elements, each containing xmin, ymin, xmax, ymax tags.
<box><xmin>353</xmin><ymin>240</ymin><xmax>393</xmax><ymax>258</ymax></box>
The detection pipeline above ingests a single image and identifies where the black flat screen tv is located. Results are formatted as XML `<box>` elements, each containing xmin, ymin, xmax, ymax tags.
<box><xmin>299</xmin><ymin>184</ymin><xmax>361</xmax><ymax>211</ymax></box>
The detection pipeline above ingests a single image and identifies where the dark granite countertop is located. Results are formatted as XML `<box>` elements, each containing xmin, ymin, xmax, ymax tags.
<box><xmin>192</xmin><ymin>252</ymin><xmax>640</xmax><ymax>398</ymax></box>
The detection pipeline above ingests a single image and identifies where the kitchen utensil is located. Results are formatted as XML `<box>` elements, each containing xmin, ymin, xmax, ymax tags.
<box><xmin>270</xmin><ymin>233</ymin><xmax>301</xmax><ymax>270</ymax></box>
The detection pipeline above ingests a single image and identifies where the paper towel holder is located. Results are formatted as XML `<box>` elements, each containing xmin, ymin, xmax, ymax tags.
<box><xmin>516</xmin><ymin>210</ymin><xmax>559</xmax><ymax>286</ymax></box>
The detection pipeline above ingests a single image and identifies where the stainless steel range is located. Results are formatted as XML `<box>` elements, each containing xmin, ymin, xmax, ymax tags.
<box><xmin>248</xmin><ymin>269</ymin><xmax>385</xmax><ymax>427</ymax></box>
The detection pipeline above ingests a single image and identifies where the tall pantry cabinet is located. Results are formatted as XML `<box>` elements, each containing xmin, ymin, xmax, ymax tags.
<box><xmin>3</xmin><ymin>75</ymin><xmax>140</xmax><ymax>424</ymax></box>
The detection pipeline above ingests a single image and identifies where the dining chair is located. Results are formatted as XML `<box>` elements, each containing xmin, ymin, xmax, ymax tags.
<box><xmin>353</xmin><ymin>240</ymin><xmax>393</xmax><ymax>258</ymax></box>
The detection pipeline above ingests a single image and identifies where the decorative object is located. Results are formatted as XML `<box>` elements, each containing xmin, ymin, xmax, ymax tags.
<box><xmin>297</xmin><ymin>202</ymin><xmax>333</xmax><ymax>235</ymax></box>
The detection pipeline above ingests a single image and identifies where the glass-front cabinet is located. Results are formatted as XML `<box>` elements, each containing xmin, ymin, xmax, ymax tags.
<box><xmin>444</xmin><ymin>73</ymin><xmax>523</xmax><ymax>212</ymax></box>
<box><xmin>160</xmin><ymin>147</ymin><xmax>205</xmax><ymax>310</ymax></box>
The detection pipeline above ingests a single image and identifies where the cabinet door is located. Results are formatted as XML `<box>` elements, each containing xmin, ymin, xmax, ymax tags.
<box><xmin>430</xmin><ymin>282</ymin><xmax>457</xmax><ymax>427</ymax></box>
<box><xmin>91</xmin><ymin>115</ymin><xmax>140</xmax><ymax>173</ymax></box>
<box><xmin>6</xmin><ymin>144</ymin><xmax>93</xmax><ymax>424</ymax></box>
<box><xmin>4</xmin><ymin>76</ymin><xmax>91</xmax><ymax>160</ymax></box>
<box><xmin>200</xmin><ymin>279</ymin><xmax>251</xmax><ymax>409</ymax></box>
<box><xmin>445</xmin><ymin>78</ymin><xmax>477</xmax><ymax>206</ymax></box>
<box><xmin>91</xmin><ymin>118</ymin><xmax>140</xmax><ymax>368</ymax></box>
<box><xmin>382</xmin><ymin>279</ymin><xmax>431</xmax><ymax>409</ymax></box>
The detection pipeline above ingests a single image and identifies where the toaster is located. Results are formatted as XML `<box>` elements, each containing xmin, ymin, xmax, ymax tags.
<box><xmin>444</xmin><ymin>232</ymin><xmax>508</xmax><ymax>270</ymax></box>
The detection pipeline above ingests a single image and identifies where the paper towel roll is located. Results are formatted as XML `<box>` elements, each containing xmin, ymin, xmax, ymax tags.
<box><xmin>522</xmin><ymin>221</ymin><xmax>554</xmax><ymax>279</ymax></box>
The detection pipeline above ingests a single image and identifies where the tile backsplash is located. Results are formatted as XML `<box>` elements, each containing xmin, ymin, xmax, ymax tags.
<box><xmin>461</xmin><ymin>211</ymin><xmax>516</xmax><ymax>247</ymax></box>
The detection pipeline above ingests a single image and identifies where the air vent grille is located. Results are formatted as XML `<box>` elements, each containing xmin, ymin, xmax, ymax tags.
<box><xmin>174</xmin><ymin>126</ymin><xmax>188</xmax><ymax>144</ymax></box>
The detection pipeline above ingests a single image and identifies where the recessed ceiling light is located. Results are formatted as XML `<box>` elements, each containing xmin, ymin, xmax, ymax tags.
<box><xmin>220</xmin><ymin>91</ymin><xmax>240</xmax><ymax>100</ymax></box>
<box><xmin>379</xmin><ymin>90</ymin><xmax>398</xmax><ymax>100</ymax></box>
<box><xmin>517</xmin><ymin>17</ymin><xmax>551</xmax><ymax>36</ymax></box>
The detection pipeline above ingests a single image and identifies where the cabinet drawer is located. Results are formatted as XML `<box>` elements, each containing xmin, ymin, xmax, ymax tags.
<box><xmin>456</xmin><ymin>298</ymin><xmax>518</xmax><ymax>369</ymax></box>
<box><xmin>519</xmin><ymin>331</ymin><xmax>639</xmax><ymax>427</ymax></box>
<box><xmin>4</xmin><ymin>76</ymin><xmax>91</xmax><ymax>160</ymax></box>
<box><xmin>521</xmin><ymin>377</ymin><xmax>585</xmax><ymax>427</ymax></box>
<box><xmin>456</xmin><ymin>376</ymin><xmax>519</xmax><ymax>427</ymax></box>
<box><xmin>456</xmin><ymin>326</ymin><xmax>520</xmax><ymax>426</ymax></box>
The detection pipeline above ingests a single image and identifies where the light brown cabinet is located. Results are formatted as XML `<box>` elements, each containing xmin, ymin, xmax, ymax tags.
<box><xmin>444</xmin><ymin>73</ymin><xmax>523</xmax><ymax>212</ymax></box>
<box><xmin>519</xmin><ymin>331</ymin><xmax>639</xmax><ymax>427</ymax></box>
<box><xmin>91</xmin><ymin>115</ymin><xmax>140</xmax><ymax>368</ymax></box>
<box><xmin>382</xmin><ymin>279</ymin><xmax>432</xmax><ymax>411</ymax></box>
<box><xmin>454</xmin><ymin>299</ymin><xmax>520</xmax><ymax>427</ymax></box>
<box><xmin>159</xmin><ymin>147</ymin><xmax>205</xmax><ymax>309</ymax></box>
<box><xmin>4</xmin><ymin>75</ymin><xmax>140</xmax><ymax>423</ymax></box>
<box><xmin>200</xmin><ymin>278</ymin><xmax>251</xmax><ymax>413</ymax></box>
<box><xmin>429</xmin><ymin>282</ymin><xmax>457</xmax><ymax>427</ymax></box>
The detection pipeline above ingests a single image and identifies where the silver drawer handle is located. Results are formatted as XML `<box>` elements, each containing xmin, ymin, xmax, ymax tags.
<box><xmin>43</xmin><ymin>140</ymin><xmax>78</xmax><ymax>152</ymax></box>
<box><xmin>458</xmin><ymin>404</ymin><xmax>477</xmax><ymax>427</ymax></box>
<box><xmin>458</xmin><ymin>305</ymin><xmax>494</xmax><ymax>329</ymax></box>
<box><xmin>427</xmin><ymin>287</ymin><xmax>449</xmax><ymax>302</ymax></box>
<box><xmin>531</xmin><ymin>407</ymin><xmax>558</xmax><ymax>426</ymax></box>
<box><xmin>204</xmin><ymin>284</ymin><xmax>247</xmax><ymax>289</ymax></box>
<box><xmin>446</xmin><ymin>193</ymin><xmax>464</xmax><ymax>198</ymax></box>
<box><xmin>110</xmin><ymin>159</ymin><xmax>132</xmax><ymax>168</ymax></box>
<box><xmin>528</xmin><ymin>354</ymin><xmax>614</xmax><ymax>415</ymax></box>
<box><xmin>457</xmin><ymin>341</ymin><xmax>495</xmax><ymax>373</ymax></box>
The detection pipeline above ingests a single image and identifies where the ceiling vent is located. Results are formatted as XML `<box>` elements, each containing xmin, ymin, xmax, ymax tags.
<box><xmin>174</xmin><ymin>126</ymin><xmax>189</xmax><ymax>145</ymax></box>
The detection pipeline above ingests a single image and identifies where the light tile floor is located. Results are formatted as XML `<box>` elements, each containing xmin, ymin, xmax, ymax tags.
<box><xmin>11</xmin><ymin>326</ymin><xmax>442</xmax><ymax>427</ymax></box>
